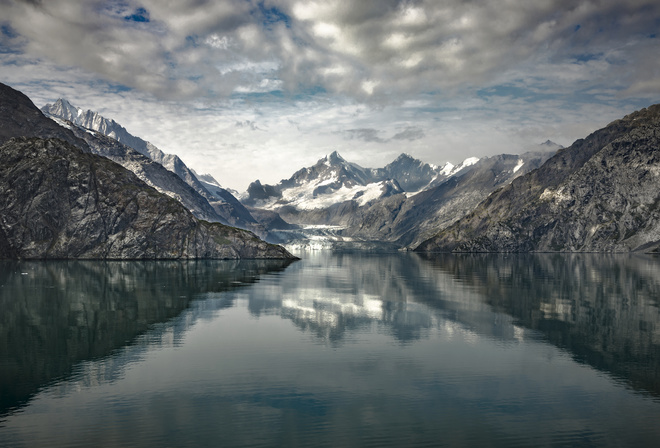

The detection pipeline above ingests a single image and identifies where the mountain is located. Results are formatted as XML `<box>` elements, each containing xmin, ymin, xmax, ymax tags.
<box><xmin>41</xmin><ymin>98</ymin><xmax>266</xmax><ymax>235</ymax></box>
<box><xmin>344</xmin><ymin>150</ymin><xmax>555</xmax><ymax>247</ymax></box>
<box><xmin>0</xmin><ymin>82</ymin><xmax>293</xmax><ymax>259</ymax></box>
<box><xmin>416</xmin><ymin>104</ymin><xmax>660</xmax><ymax>253</ymax></box>
<box><xmin>0</xmin><ymin>87</ymin><xmax>87</xmax><ymax>149</ymax></box>
<box><xmin>0</xmin><ymin>137</ymin><xmax>293</xmax><ymax>259</ymax></box>
<box><xmin>242</xmin><ymin>151</ymin><xmax>406</xmax><ymax>217</ymax></box>
<box><xmin>372</xmin><ymin>153</ymin><xmax>440</xmax><ymax>192</ymax></box>
<box><xmin>242</xmin><ymin>151</ymin><xmax>480</xmax><ymax>214</ymax></box>
<box><xmin>47</xmin><ymin>115</ymin><xmax>227</xmax><ymax>224</ymax></box>
<box><xmin>241</xmin><ymin>149</ymin><xmax>556</xmax><ymax>249</ymax></box>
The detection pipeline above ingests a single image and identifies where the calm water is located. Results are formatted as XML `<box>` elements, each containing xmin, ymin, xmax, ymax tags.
<box><xmin>1</xmin><ymin>253</ymin><xmax>660</xmax><ymax>447</ymax></box>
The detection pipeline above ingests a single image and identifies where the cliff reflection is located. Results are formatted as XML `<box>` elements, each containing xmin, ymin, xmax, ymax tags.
<box><xmin>0</xmin><ymin>259</ymin><xmax>293</xmax><ymax>416</ymax></box>
<box><xmin>421</xmin><ymin>253</ymin><xmax>660</xmax><ymax>396</ymax></box>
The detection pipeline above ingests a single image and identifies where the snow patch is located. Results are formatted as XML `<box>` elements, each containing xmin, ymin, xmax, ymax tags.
<box><xmin>440</xmin><ymin>162</ymin><xmax>455</xmax><ymax>176</ymax></box>
<box><xmin>459</xmin><ymin>157</ymin><xmax>479</xmax><ymax>168</ymax></box>
<box><xmin>273</xmin><ymin>176</ymin><xmax>394</xmax><ymax>211</ymax></box>
<box><xmin>48</xmin><ymin>116</ymin><xmax>73</xmax><ymax>130</ymax></box>
<box><xmin>513</xmin><ymin>159</ymin><xmax>524</xmax><ymax>173</ymax></box>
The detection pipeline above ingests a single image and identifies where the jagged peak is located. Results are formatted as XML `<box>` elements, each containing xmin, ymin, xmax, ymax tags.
<box><xmin>53</xmin><ymin>98</ymin><xmax>73</xmax><ymax>107</ymax></box>
<box><xmin>540</xmin><ymin>139</ymin><xmax>563</xmax><ymax>149</ymax></box>
<box><xmin>45</xmin><ymin>98</ymin><xmax>81</xmax><ymax>117</ymax></box>
<box><xmin>326</xmin><ymin>150</ymin><xmax>345</xmax><ymax>161</ymax></box>
<box><xmin>394</xmin><ymin>153</ymin><xmax>414</xmax><ymax>161</ymax></box>
<box><xmin>318</xmin><ymin>150</ymin><xmax>348</xmax><ymax>167</ymax></box>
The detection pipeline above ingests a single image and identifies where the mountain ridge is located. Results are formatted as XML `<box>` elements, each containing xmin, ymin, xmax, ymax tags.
<box><xmin>0</xmin><ymin>82</ymin><xmax>294</xmax><ymax>259</ymax></box>
<box><xmin>416</xmin><ymin>104</ymin><xmax>660</xmax><ymax>253</ymax></box>
<box><xmin>41</xmin><ymin>98</ymin><xmax>271</xmax><ymax>237</ymax></box>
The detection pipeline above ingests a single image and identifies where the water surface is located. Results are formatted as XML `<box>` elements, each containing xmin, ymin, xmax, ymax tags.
<box><xmin>1</xmin><ymin>253</ymin><xmax>659</xmax><ymax>447</ymax></box>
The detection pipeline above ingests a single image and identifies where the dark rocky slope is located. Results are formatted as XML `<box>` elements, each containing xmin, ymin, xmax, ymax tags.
<box><xmin>63</xmin><ymin>123</ymin><xmax>228</xmax><ymax>224</ymax></box>
<box><xmin>0</xmin><ymin>137</ymin><xmax>293</xmax><ymax>259</ymax></box>
<box><xmin>0</xmin><ymin>84</ymin><xmax>87</xmax><ymax>148</ymax></box>
<box><xmin>417</xmin><ymin>104</ymin><xmax>660</xmax><ymax>253</ymax></box>
<box><xmin>0</xmin><ymin>82</ymin><xmax>292</xmax><ymax>259</ymax></box>
<box><xmin>42</xmin><ymin>99</ymin><xmax>268</xmax><ymax>237</ymax></box>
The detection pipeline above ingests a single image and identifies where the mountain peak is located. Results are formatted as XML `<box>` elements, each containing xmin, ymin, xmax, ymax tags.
<box><xmin>395</xmin><ymin>153</ymin><xmax>414</xmax><ymax>162</ymax></box>
<box><xmin>540</xmin><ymin>140</ymin><xmax>563</xmax><ymax>149</ymax></box>
<box><xmin>326</xmin><ymin>150</ymin><xmax>345</xmax><ymax>163</ymax></box>
<box><xmin>44</xmin><ymin>98</ymin><xmax>83</xmax><ymax>121</ymax></box>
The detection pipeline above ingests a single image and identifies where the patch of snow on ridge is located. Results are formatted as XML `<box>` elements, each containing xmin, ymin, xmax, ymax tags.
<box><xmin>276</xmin><ymin>179</ymin><xmax>392</xmax><ymax>210</ymax></box>
<box><xmin>458</xmin><ymin>157</ymin><xmax>479</xmax><ymax>169</ymax></box>
<box><xmin>440</xmin><ymin>162</ymin><xmax>455</xmax><ymax>176</ymax></box>
<box><xmin>47</xmin><ymin>116</ymin><xmax>73</xmax><ymax>130</ymax></box>
<box><xmin>513</xmin><ymin>159</ymin><xmax>524</xmax><ymax>173</ymax></box>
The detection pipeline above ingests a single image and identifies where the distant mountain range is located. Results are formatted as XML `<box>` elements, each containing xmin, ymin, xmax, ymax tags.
<box><xmin>242</xmin><ymin>146</ymin><xmax>558</xmax><ymax>249</ymax></box>
<box><xmin>0</xmin><ymin>82</ymin><xmax>293</xmax><ymax>259</ymax></box>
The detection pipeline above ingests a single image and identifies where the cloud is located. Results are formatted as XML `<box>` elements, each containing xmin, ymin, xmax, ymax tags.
<box><xmin>1</xmin><ymin>0</ymin><xmax>658</xmax><ymax>102</ymax></box>
<box><xmin>342</xmin><ymin>128</ymin><xmax>385</xmax><ymax>143</ymax></box>
<box><xmin>341</xmin><ymin>126</ymin><xmax>425</xmax><ymax>143</ymax></box>
<box><xmin>392</xmin><ymin>127</ymin><xmax>425</xmax><ymax>141</ymax></box>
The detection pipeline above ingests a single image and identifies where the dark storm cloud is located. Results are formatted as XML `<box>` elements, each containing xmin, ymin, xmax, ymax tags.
<box><xmin>343</xmin><ymin>128</ymin><xmax>385</xmax><ymax>143</ymax></box>
<box><xmin>392</xmin><ymin>127</ymin><xmax>425</xmax><ymax>141</ymax></box>
<box><xmin>342</xmin><ymin>126</ymin><xmax>425</xmax><ymax>143</ymax></box>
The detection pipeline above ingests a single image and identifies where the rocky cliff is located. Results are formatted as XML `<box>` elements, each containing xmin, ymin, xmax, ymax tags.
<box><xmin>0</xmin><ymin>136</ymin><xmax>292</xmax><ymax>259</ymax></box>
<box><xmin>51</xmin><ymin>119</ymin><xmax>228</xmax><ymax>224</ymax></box>
<box><xmin>417</xmin><ymin>104</ymin><xmax>660</xmax><ymax>253</ymax></box>
<box><xmin>41</xmin><ymin>99</ymin><xmax>265</xmax><ymax>235</ymax></box>
<box><xmin>0</xmin><ymin>137</ymin><xmax>293</xmax><ymax>259</ymax></box>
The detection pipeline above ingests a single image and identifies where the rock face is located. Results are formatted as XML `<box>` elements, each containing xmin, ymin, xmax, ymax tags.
<box><xmin>0</xmin><ymin>137</ymin><xmax>294</xmax><ymax>259</ymax></box>
<box><xmin>0</xmin><ymin>85</ymin><xmax>87</xmax><ymax>149</ymax></box>
<box><xmin>373</xmin><ymin>153</ymin><xmax>440</xmax><ymax>192</ymax></box>
<box><xmin>41</xmin><ymin>99</ymin><xmax>263</xmax><ymax>235</ymax></box>
<box><xmin>52</xmin><ymin>119</ymin><xmax>228</xmax><ymax>224</ymax></box>
<box><xmin>416</xmin><ymin>104</ymin><xmax>660</xmax><ymax>253</ymax></box>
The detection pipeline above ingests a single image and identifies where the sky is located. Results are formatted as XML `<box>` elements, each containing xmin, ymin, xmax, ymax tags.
<box><xmin>0</xmin><ymin>0</ymin><xmax>659</xmax><ymax>191</ymax></box>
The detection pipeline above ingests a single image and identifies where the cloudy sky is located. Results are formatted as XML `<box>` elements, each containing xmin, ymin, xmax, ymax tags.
<box><xmin>1</xmin><ymin>0</ymin><xmax>658</xmax><ymax>190</ymax></box>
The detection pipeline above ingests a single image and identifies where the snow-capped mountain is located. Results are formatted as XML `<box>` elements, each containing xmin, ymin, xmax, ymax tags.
<box><xmin>371</xmin><ymin>153</ymin><xmax>441</xmax><ymax>192</ymax></box>
<box><xmin>240</xmin><ymin>147</ymin><xmax>558</xmax><ymax>250</ymax></box>
<box><xmin>241</xmin><ymin>150</ymin><xmax>482</xmax><ymax>212</ymax></box>
<box><xmin>42</xmin><ymin>99</ymin><xmax>216</xmax><ymax>203</ymax></box>
<box><xmin>242</xmin><ymin>151</ymin><xmax>408</xmax><ymax>211</ymax></box>
<box><xmin>41</xmin><ymin>99</ymin><xmax>275</xmax><ymax>238</ymax></box>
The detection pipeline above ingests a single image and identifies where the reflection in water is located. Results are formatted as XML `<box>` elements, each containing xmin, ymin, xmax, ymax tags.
<box><xmin>1</xmin><ymin>253</ymin><xmax>660</xmax><ymax>447</ymax></box>
<box><xmin>0</xmin><ymin>259</ymin><xmax>294</xmax><ymax>417</ymax></box>
<box><xmin>420</xmin><ymin>253</ymin><xmax>660</xmax><ymax>397</ymax></box>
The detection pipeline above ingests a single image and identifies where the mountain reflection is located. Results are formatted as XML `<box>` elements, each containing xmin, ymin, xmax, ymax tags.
<box><xmin>0</xmin><ymin>259</ymin><xmax>293</xmax><ymax>416</ymax></box>
<box><xmin>3</xmin><ymin>252</ymin><xmax>660</xmax><ymax>424</ymax></box>
<box><xmin>244</xmin><ymin>252</ymin><xmax>660</xmax><ymax>396</ymax></box>
<box><xmin>420</xmin><ymin>253</ymin><xmax>660</xmax><ymax>396</ymax></box>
